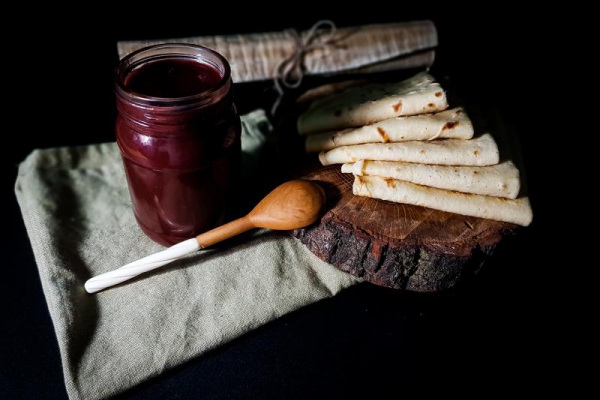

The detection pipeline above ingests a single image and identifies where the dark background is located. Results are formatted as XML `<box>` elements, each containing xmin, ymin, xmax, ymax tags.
<box><xmin>2</xmin><ymin>9</ymin><xmax>553</xmax><ymax>399</ymax></box>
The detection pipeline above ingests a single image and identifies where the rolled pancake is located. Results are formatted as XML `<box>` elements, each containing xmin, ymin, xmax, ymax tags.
<box><xmin>353</xmin><ymin>175</ymin><xmax>533</xmax><ymax>226</ymax></box>
<box><xmin>297</xmin><ymin>71</ymin><xmax>448</xmax><ymax>135</ymax></box>
<box><xmin>342</xmin><ymin>159</ymin><xmax>520</xmax><ymax>198</ymax></box>
<box><xmin>319</xmin><ymin>133</ymin><xmax>499</xmax><ymax>166</ymax></box>
<box><xmin>306</xmin><ymin>108</ymin><xmax>473</xmax><ymax>152</ymax></box>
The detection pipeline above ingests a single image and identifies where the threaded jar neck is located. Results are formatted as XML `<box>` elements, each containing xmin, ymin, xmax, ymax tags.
<box><xmin>115</xmin><ymin>43</ymin><xmax>234</xmax><ymax>132</ymax></box>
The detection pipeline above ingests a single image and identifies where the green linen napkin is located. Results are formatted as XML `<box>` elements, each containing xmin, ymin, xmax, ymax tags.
<box><xmin>14</xmin><ymin>109</ymin><xmax>359</xmax><ymax>400</ymax></box>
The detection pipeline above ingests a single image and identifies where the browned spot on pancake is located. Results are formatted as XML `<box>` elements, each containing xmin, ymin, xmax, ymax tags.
<box><xmin>435</xmin><ymin>91</ymin><xmax>443</xmax><ymax>97</ymax></box>
<box><xmin>420</xmin><ymin>150</ymin><xmax>425</xmax><ymax>154</ymax></box>
<box><xmin>376</xmin><ymin>127</ymin><xmax>390</xmax><ymax>143</ymax></box>
<box><xmin>384</xmin><ymin>178</ymin><xmax>397</xmax><ymax>189</ymax></box>
<box><xmin>392</xmin><ymin>101</ymin><xmax>402</xmax><ymax>112</ymax></box>
<box><xmin>474</xmin><ymin>150</ymin><xmax>479</xmax><ymax>156</ymax></box>
<box><xmin>442</xmin><ymin>121</ymin><xmax>459</xmax><ymax>130</ymax></box>
<box><xmin>334</xmin><ymin>110</ymin><xmax>342</xmax><ymax>117</ymax></box>
<box><xmin>428</xmin><ymin>103</ymin><xmax>435</xmax><ymax>108</ymax></box>
<box><xmin>473</xmin><ymin>170</ymin><xmax>479</xmax><ymax>175</ymax></box>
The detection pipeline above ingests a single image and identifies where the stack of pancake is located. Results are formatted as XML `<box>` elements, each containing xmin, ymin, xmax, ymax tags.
<box><xmin>297</xmin><ymin>72</ymin><xmax>532</xmax><ymax>226</ymax></box>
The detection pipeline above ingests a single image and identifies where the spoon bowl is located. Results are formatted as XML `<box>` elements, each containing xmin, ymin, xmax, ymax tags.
<box><xmin>247</xmin><ymin>179</ymin><xmax>326</xmax><ymax>230</ymax></box>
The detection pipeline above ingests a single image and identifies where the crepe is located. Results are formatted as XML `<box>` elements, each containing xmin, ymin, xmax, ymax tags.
<box><xmin>296</xmin><ymin>79</ymin><xmax>369</xmax><ymax>106</ymax></box>
<box><xmin>353</xmin><ymin>175</ymin><xmax>533</xmax><ymax>226</ymax></box>
<box><xmin>319</xmin><ymin>133</ymin><xmax>499</xmax><ymax>166</ymax></box>
<box><xmin>305</xmin><ymin>108</ymin><xmax>473</xmax><ymax>152</ymax></box>
<box><xmin>342</xmin><ymin>159</ymin><xmax>520</xmax><ymax>198</ymax></box>
<box><xmin>297</xmin><ymin>71</ymin><xmax>448</xmax><ymax>135</ymax></box>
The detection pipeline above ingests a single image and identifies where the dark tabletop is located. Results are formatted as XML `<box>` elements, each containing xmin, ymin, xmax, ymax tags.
<box><xmin>2</xmin><ymin>8</ymin><xmax>549</xmax><ymax>399</ymax></box>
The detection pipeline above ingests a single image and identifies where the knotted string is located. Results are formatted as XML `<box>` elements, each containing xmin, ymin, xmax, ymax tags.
<box><xmin>271</xmin><ymin>20</ymin><xmax>339</xmax><ymax>115</ymax></box>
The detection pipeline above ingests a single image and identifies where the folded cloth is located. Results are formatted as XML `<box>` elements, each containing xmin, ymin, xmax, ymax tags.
<box><xmin>117</xmin><ymin>20</ymin><xmax>438</xmax><ymax>83</ymax></box>
<box><xmin>14</xmin><ymin>109</ymin><xmax>359</xmax><ymax>400</ymax></box>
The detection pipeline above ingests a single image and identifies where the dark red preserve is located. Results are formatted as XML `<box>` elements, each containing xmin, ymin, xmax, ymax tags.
<box><xmin>114</xmin><ymin>44</ymin><xmax>241</xmax><ymax>246</ymax></box>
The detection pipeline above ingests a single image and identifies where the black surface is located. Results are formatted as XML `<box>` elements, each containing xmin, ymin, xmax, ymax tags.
<box><xmin>2</xmin><ymin>10</ymin><xmax>550</xmax><ymax>399</ymax></box>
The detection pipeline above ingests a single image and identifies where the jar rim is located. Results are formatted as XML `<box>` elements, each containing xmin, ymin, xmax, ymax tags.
<box><xmin>114</xmin><ymin>43</ymin><xmax>232</xmax><ymax>108</ymax></box>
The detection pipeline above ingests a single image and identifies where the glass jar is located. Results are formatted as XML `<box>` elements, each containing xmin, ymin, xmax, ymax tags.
<box><xmin>114</xmin><ymin>43</ymin><xmax>241</xmax><ymax>246</ymax></box>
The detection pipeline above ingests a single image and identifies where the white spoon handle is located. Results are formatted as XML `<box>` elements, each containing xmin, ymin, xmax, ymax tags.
<box><xmin>84</xmin><ymin>238</ymin><xmax>201</xmax><ymax>294</ymax></box>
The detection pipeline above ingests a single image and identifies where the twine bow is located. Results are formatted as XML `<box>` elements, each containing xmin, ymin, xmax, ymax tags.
<box><xmin>271</xmin><ymin>20</ymin><xmax>339</xmax><ymax>115</ymax></box>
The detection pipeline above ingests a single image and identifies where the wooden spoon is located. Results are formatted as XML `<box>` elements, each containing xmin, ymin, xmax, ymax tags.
<box><xmin>84</xmin><ymin>180</ymin><xmax>325</xmax><ymax>294</ymax></box>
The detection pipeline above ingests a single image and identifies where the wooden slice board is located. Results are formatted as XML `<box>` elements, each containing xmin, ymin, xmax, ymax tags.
<box><xmin>292</xmin><ymin>165</ymin><xmax>521</xmax><ymax>293</ymax></box>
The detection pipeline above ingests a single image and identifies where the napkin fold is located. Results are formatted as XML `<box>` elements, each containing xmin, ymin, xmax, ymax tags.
<box><xmin>14</xmin><ymin>109</ymin><xmax>359</xmax><ymax>400</ymax></box>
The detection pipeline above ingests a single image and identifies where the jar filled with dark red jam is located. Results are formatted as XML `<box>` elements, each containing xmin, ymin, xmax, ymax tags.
<box><xmin>114</xmin><ymin>43</ymin><xmax>241</xmax><ymax>246</ymax></box>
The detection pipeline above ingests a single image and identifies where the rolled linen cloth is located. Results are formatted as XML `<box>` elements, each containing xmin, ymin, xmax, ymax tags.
<box><xmin>117</xmin><ymin>20</ymin><xmax>438</xmax><ymax>84</ymax></box>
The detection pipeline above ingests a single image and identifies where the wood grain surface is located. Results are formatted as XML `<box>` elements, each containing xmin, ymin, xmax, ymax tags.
<box><xmin>292</xmin><ymin>165</ymin><xmax>521</xmax><ymax>293</ymax></box>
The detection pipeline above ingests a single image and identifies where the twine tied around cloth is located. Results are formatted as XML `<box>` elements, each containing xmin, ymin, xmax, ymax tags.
<box><xmin>271</xmin><ymin>20</ymin><xmax>340</xmax><ymax>115</ymax></box>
